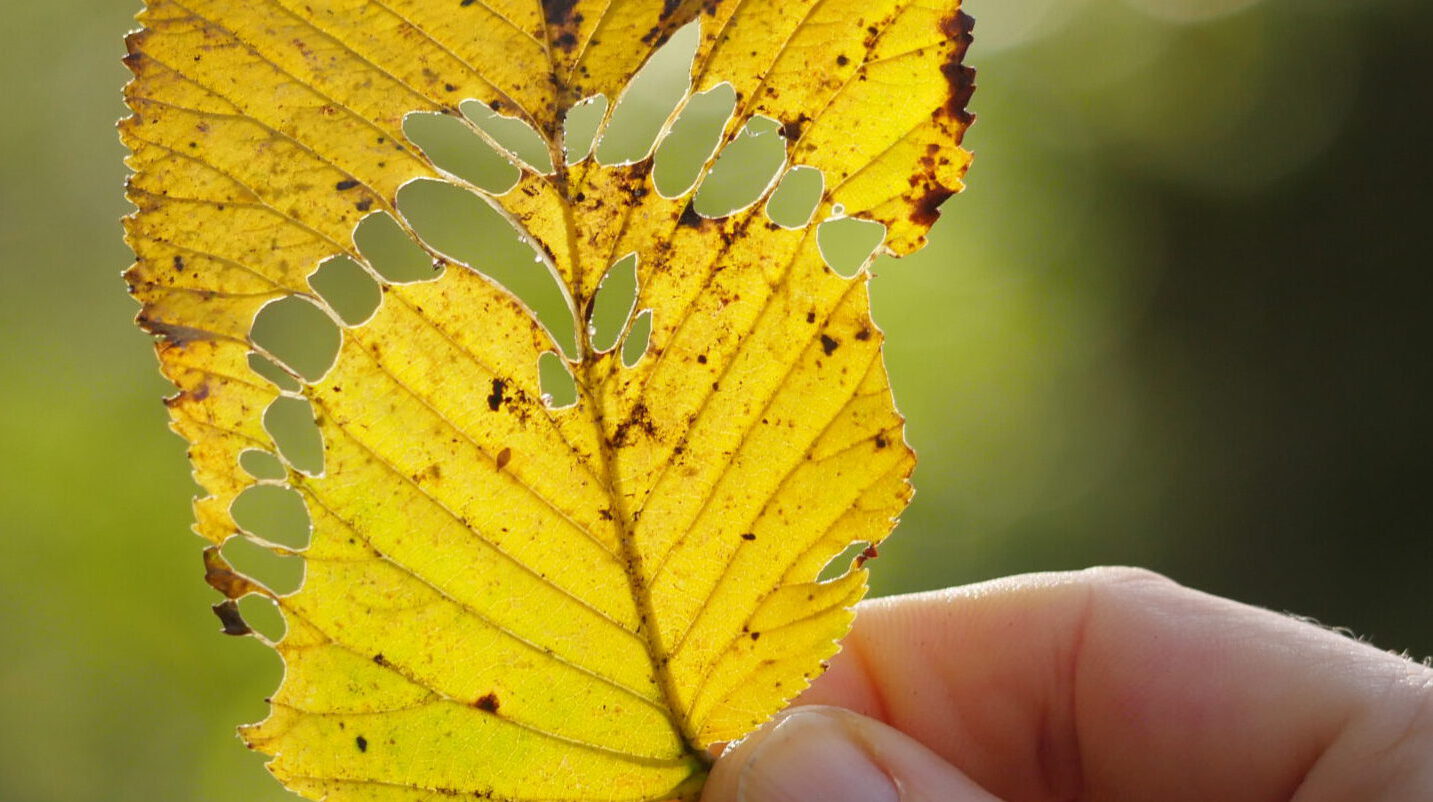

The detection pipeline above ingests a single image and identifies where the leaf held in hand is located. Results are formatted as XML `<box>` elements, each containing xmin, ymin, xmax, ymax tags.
<box><xmin>120</xmin><ymin>0</ymin><xmax>974</xmax><ymax>799</ymax></box>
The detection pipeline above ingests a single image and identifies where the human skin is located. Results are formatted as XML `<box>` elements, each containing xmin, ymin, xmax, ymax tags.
<box><xmin>700</xmin><ymin>567</ymin><xmax>1433</xmax><ymax>801</ymax></box>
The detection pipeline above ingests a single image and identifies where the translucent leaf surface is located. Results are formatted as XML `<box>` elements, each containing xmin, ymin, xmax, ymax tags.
<box><xmin>120</xmin><ymin>0</ymin><xmax>974</xmax><ymax>799</ymax></box>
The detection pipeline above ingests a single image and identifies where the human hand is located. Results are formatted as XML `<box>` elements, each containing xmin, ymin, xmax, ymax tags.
<box><xmin>700</xmin><ymin>568</ymin><xmax>1433</xmax><ymax>801</ymax></box>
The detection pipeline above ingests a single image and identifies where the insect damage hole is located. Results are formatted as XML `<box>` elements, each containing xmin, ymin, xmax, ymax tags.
<box><xmin>537</xmin><ymin>352</ymin><xmax>577</xmax><ymax>409</ymax></box>
<box><xmin>817</xmin><ymin>215</ymin><xmax>887</xmax><ymax>278</ymax></box>
<box><xmin>238</xmin><ymin>448</ymin><xmax>286</xmax><ymax>481</ymax></box>
<box><xmin>263</xmin><ymin>396</ymin><xmax>324</xmax><ymax>476</ymax></box>
<box><xmin>403</xmin><ymin>111</ymin><xmax>520</xmax><ymax>194</ymax></box>
<box><xmin>621</xmin><ymin>309</ymin><xmax>653</xmax><ymax>369</ymax></box>
<box><xmin>765</xmin><ymin>166</ymin><xmax>825</xmax><ymax>229</ymax></box>
<box><xmin>397</xmin><ymin>179</ymin><xmax>578</xmax><ymax>357</ymax></box>
<box><xmin>461</xmin><ymin>101</ymin><xmax>554</xmax><ymax>175</ymax></box>
<box><xmin>594</xmin><ymin>23</ymin><xmax>700</xmax><ymax>166</ymax></box>
<box><xmin>816</xmin><ymin>540</ymin><xmax>872</xmax><ymax>582</ymax></box>
<box><xmin>221</xmin><ymin>533</ymin><xmax>304</xmax><ymax>597</ymax></box>
<box><xmin>354</xmin><ymin>211</ymin><xmax>442</xmax><ymax>284</ymax></box>
<box><xmin>249</xmin><ymin>295</ymin><xmax>341</xmax><ymax>384</ymax></box>
<box><xmin>230</xmin><ymin>594</ymin><xmax>287</xmax><ymax>642</ymax></box>
<box><xmin>653</xmin><ymin>83</ymin><xmax>736</xmax><ymax>198</ymax></box>
<box><xmin>308</xmin><ymin>256</ymin><xmax>381</xmax><ymax>327</ymax></box>
<box><xmin>248</xmin><ymin>352</ymin><xmax>301</xmax><ymax>393</ymax></box>
<box><xmin>588</xmin><ymin>254</ymin><xmax>638</xmax><ymax>352</ymax></box>
<box><xmin>230</xmin><ymin>485</ymin><xmax>311</xmax><ymax>552</ymax></box>
<box><xmin>563</xmin><ymin>95</ymin><xmax>608</xmax><ymax>166</ymax></box>
<box><xmin>693</xmin><ymin>116</ymin><xmax>788</xmax><ymax>218</ymax></box>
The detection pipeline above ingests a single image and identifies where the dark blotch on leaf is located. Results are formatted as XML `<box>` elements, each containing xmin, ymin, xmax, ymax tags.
<box><xmin>678</xmin><ymin>201</ymin><xmax>703</xmax><ymax>228</ymax></box>
<box><xmin>212</xmin><ymin>600</ymin><xmax>251</xmax><ymax>636</ymax></box>
<box><xmin>355</xmin><ymin>736</ymin><xmax>368</xmax><ymax>752</ymax></box>
<box><xmin>820</xmin><ymin>334</ymin><xmax>839</xmax><ymax>355</ymax></box>
<box><xmin>937</xmin><ymin>12</ymin><xmax>977</xmax><ymax>127</ymax></box>
<box><xmin>335</xmin><ymin>179</ymin><xmax>359</xmax><ymax>190</ymax></box>
<box><xmin>542</xmin><ymin>0</ymin><xmax>578</xmax><ymax>25</ymax></box>
<box><xmin>475</xmin><ymin>693</ymin><xmax>501</xmax><ymax>713</ymax></box>
<box><xmin>487</xmin><ymin>378</ymin><xmax>506</xmax><ymax>411</ymax></box>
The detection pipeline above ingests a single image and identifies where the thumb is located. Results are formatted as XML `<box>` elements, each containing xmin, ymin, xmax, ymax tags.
<box><xmin>700</xmin><ymin>706</ymin><xmax>1003</xmax><ymax>802</ymax></box>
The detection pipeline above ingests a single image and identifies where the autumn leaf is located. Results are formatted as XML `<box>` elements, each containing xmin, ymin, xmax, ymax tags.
<box><xmin>120</xmin><ymin>0</ymin><xmax>973</xmax><ymax>799</ymax></box>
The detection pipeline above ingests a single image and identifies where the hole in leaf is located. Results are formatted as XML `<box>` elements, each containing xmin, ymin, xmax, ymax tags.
<box><xmin>816</xmin><ymin>540</ymin><xmax>870</xmax><ymax>582</ymax></box>
<box><xmin>354</xmin><ymin>211</ymin><xmax>441</xmax><ymax>284</ymax></box>
<box><xmin>250</xmin><ymin>296</ymin><xmax>340</xmax><ymax>383</ymax></box>
<box><xmin>397</xmin><ymin>179</ymin><xmax>577</xmax><ymax>356</ymax></box>
<box><xmin>766</xmin><ymin>166</ymin><xmax>825</xmax><ymax>229</ymax></box>
<box><xmin>694</xmin><ymin>116</ymin><xmax>788</xmax><ymax>218</ymax></box>
<box><xmin>538</xmin><ymin>352</ymin><xmax>577</xmax><ymax>408</ymax></box>
<box><xmin>239</xmin><ymin>448</ymin><xmax>286</xmax><ymax>481</ymax></box>
<box><xmin>461</xmin><ymin>101</ymin><xmax>553</xmax><ymax>174</ymax></box>
<box><xmin>817</xmin><ymin>216</ymin><xmax>886</xmax><ymax>278</ymax></box>
<box><xmin>403</xmin><ymin>111</ymin><xmax>520</xmax><ymax>193</ymax></box>
<box><xmin>588</xmin><ymin>254</ymin><xmax>638</xmax><ymax>353</ymax></box>
<box><xmin>563</xmin><ymin>95</ymin><xmax>608</xmax><ymax>166</ymax></box>
<box><xmin>653</xmin><ymin>84</ymin><xmax>736</xmax><ymax>198</ymax></box>
<box><xmin>622</xmin><ymin>309</ymin><xmax>653</xmax><ymax>368</ymax></box>
<box><xmin>308</xmin><ymin>256</ymin><xmax>381</xmax><ymax>327</ymax></box>
<box><xmin>237</xmin><ymin>595</ymin><xmax>287</xmax><ymax>641</ymax></box>
<box><xmin>231</xmin><ymin>484</ymin><xmax>311</xmax><ymax>550</ymax></box>
<box><xmin>248</xmin><ymin>352</ymin><xmax>301</xmax><ymax>392</ymax></box>
<box><xmin>263</xmin><ymin>396</ymin><xmax>324</xmax><ymax>476</ymax></box>
<box><xmin>222</xmin><ymin>534</ymin><xmax>304</xmax><ymax>596</ymax></box>
<box><xmin>595</xmin><ymin>23</ymin><xmax>700</xmax><ymax>165</ymax></box>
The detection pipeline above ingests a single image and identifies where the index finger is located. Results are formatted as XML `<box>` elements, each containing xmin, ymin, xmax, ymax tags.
<box><xmin>790</xmin><ymin>567</ymin><xmax>1433</xmax><ymax>801</ymax></box>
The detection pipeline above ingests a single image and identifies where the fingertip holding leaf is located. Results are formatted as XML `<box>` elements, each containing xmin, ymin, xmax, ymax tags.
<box><xmin>121</xmin><ymin>0</ymin><xmax>973</xmax><ymax>799</ymax></box>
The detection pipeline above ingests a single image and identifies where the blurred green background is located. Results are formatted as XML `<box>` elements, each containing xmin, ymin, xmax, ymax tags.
<box><xmin>2</xmin><ymin>0</ymin><xmax>1430</xmax><ymax>799</ymax></box>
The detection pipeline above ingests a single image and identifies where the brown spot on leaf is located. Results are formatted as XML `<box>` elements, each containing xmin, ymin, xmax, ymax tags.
<box><xmin>474</xmin><ymin>692</ymin><xmax>500</xmax><ymax>713</ymax></box>
<box><xmin>335</xmin><ymin>179</ymin><xmax>359</xmax><ymax>191</ymax></box>
<box><xmin>203</xmin><ymin>546</ymin><xmax>261</xmax><ymax>600</ymax></box>
<box><xmin>741</xmin><ymin>533</ymin><xmax>756</xmax><ymax>541</ymax></box>
<box><xmin>938</xmin><ymin>12</ymin><xmax>977</xmax><ymax>128</ymax></box>
<box><xmin>855</xmin><ymin>544</ymin><xmax>880</xmax><ymax>567</ymax></box>
<box><xmin>820</xmin><ymin>334</ymin><xmax>839</xmax><ymax>355</ymax></box>
<box><xmin>910</xmin><ymin>185</ymin><xmax>955</xmax><ymax>228</ymax></box>
<box><xmin>141</xmin><ymin>318</ymin><xmax>214</xmax><ymax>348</ymax></box>
<box><xmin>543</xmin><ymin>0</ymin><xmax>578</xmax><ymax>25</ymax></box>
<box><xmin>855</xmin><ymin>327</ymin><xmax>872</xmax><ymax>341</ymax></box>
<box><xmin>780</xmin><ymin>113</ymin><xmax>811</xmax><ymax>141</ymax></box>
<box><xmin>678</xmin><ymin>201</ymin><xmax>703</xmax><ymax>228</ymax></box>
<box><xmin>612</xmin><ymin>402</ymin><xmax>656</xmax><ymax>447</ymax></box>
<box><xmin>212</xmin><ymin>600</ymin><xmax>251</xmax><ymax>636</ymax></box>
<box><xmin>487</xmin><ymin>378</ymin><xmax>506</xmax><ymax>411</ymax></box>
<box><xmin>495</xmin><ymin>447</ymin><xmax>512</xmax><ymax>470</ymax></box>
<box><xmin>355</xmin><ymin>735</ymin><xmax>368</xmax><ymax>752</ymax></box>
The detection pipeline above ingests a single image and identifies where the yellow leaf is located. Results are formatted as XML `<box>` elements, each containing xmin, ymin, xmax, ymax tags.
<box><xmin>120</xmin><ymin>0</ymin><xmax>973</xmax><ymax>799</ymax></box>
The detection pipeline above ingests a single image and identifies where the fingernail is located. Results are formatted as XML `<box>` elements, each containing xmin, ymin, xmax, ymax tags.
<box><xmin>738</xmin><ymin>709</ymin><xmax>899</xmax><ymax>802</ymax></box>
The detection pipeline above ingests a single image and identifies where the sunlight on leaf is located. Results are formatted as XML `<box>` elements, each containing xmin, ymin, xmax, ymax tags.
<box><xmin>120</xmin><ymin>0</ymin><xmax>975</xmax><ymax>798</ymax></box>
